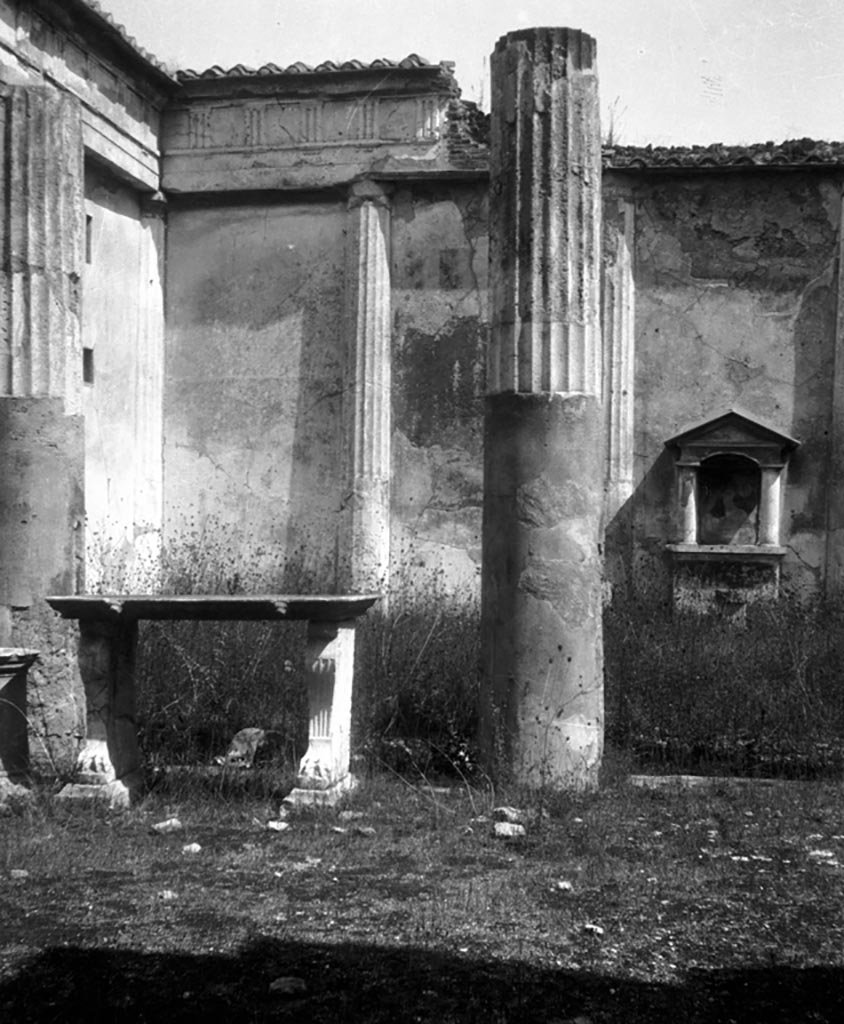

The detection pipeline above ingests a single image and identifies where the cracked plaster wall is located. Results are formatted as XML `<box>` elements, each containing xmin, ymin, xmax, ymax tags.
<box><xmin>622</xmin><ymin>170</ymin><xmax>842</xmax><ymax>595</ymax></box>
<box><xmin>83</xmin><ymin>161</ymin><xmax>164</xmax><ymax>589</ymax></box>
<box><xmin>390</xmin><ymin>183</ymin><xmax>488</xmax><ymax>592</ymax></box>
<box><xmin>163</xmin><ymin>198</ymin><xmax>346</xmax><ymax>587</ymax></box>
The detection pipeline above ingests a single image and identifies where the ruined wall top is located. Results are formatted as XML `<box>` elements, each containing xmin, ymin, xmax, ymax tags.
<box><xmin>493</xmin><ymin>27</ymin><xmax>596</xmax><ymax>73</ymax></box>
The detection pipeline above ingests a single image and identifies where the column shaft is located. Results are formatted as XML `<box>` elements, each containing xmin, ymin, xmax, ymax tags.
<box><xmin>0</xmin><ymin>84</ymin><xmax>86</xmax><ymax>777</ymax></box>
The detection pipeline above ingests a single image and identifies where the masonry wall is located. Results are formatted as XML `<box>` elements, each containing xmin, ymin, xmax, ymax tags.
<box><xmin>163</xmin><ymin>196</ymin><xmax>347</xmax><ymax>588</ymax></box>
<box><xmin>616</xmin><ymin>169</ymin><xmax>843</xmax><ymax>597</ymax></box>
<box><xmin>83</xmin><ymin>160</ymin><xmax>164</xmax><ymax>589</ymax></box>
<box><xmin>390</xmin><ymin>182</ymin><xmax>489</xmax><ymax>592</ymax></box>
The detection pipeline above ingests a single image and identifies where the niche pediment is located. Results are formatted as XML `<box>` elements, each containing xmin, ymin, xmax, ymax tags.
<box><xmin>665</xmin><ymin>408</ymin><xmax>799</xmax><ymax>468</ymax></box>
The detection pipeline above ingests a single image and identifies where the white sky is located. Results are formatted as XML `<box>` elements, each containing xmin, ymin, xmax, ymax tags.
<box><xmin>100</xmin><ymin>0</ymin><xmax>844</xmax><ymax>147</ymax></box>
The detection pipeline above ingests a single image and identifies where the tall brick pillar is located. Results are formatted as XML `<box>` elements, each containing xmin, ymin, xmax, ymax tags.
<box><xmin>479</xmin><ymin>29</ymin><xmax>604</xmax><ymax>789</ymax></box>
<box><xmin>0</xmin><ymin>84</ymin><xmax>86</xmax><ymax>775</ymax></box>
<box><xmin>339</xmin><ymin>180</ymin><xmax>392</xmax><ymax>593</ymax></box>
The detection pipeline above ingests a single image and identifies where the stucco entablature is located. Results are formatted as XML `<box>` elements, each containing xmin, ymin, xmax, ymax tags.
<box><xmin>162</xmin><ymin>60</ymin><xmax>464</xmax><ymax>192</ymax></box>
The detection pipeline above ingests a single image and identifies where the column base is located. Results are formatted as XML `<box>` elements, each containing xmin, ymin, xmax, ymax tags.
<box><xmin>283</xmin><ymin>773</ymin><xmax>359</xmax><ymax>809</ymax></box>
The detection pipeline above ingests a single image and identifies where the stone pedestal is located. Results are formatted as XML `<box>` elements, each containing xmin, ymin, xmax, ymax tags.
<box><xmin>480</xmin><ymin>27</ymin><xmax>604</xmax><ymax>790</ymax></box>
<box><xmin>285</xmin><ymin>620</ymin><xmax>358</xmax><ymax>807</ymax></box>
<box><xmin>0</xmin><ymin>649</ymin><xmax>38</xmax><ymax>779</ymax></box>
<box><xmin>340</xmin><ymin>181</ymin><xmax>392</xmax><ymax>593</ymax></box>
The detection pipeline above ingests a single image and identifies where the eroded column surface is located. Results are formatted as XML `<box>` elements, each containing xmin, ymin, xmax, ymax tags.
<box><xmin>340</xmin><ymin>181</ymin><xmax>392</xmax><ymax>593</ymax></box>
<box><xmin>286</xmin><ymin>620</ymin><xmax>357</xmax><ymax>806</ymax></box>
<box><xmin>480</xmin><ymin>28</ymin><xmax>604</xmax><ymax>789</ymax></box>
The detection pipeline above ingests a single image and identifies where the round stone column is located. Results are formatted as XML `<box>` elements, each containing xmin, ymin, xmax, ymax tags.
<box><xmin>479</xmin><ymin>28</ymin><xmax>604</xmax><ymax>789</ymax></box>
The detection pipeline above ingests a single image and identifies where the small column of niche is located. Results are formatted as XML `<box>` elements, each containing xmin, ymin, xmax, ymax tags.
<box><xmin>286</xmin><ymin>620</ymin><xmax>357</xmax><ymax>807</ymax></box>
<box><xmin>665</xmin><ymin>410</ymin><xmax>799</xmax><ymax>611</ymax></box>
<box><xmin>340</xmin><ymin>181</ymin><xmax>392</xmax><ymax>593</ymax></box>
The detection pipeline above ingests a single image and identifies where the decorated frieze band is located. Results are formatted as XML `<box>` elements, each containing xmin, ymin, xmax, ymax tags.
<box><xmin>170</xmin><ymin>94</ymin><xmax>447</xmax><ymax>151</ymax></box>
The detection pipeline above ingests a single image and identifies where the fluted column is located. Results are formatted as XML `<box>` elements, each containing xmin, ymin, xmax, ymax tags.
<box><xmin>340</xmin><ymin>181</ymin><xmax>391</xmax><ymax>593</ymax></box>
<box><xmin>480</xmin><ymin>28</ymin><xmax>604</xmax><ymax>790</ymax></box>
<box><xmin>0</xmin><ymin>84</ymin><xmax>86</xmax><ymax>777</ymax></box>
<box><xmin>0</xmin><ymin>85</ymin><xmax>84</xmax><ymax>411</ymax></box>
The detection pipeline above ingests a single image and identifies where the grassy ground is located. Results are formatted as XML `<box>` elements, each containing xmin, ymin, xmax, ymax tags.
<box><xmin>1</xmin><ymin>764</ymin><xmax>844</xmax><ymax>1023</ymax></box>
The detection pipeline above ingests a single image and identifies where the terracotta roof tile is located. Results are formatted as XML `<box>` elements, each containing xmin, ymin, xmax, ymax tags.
<box><xmin>75</xmin><ymin>0</ymin><xmax>176</xmax><ymax>80</ymax></box>
<box><xmin>177</xmin><ymin>53</ymin><xmax>453</xmax><ymax>81</ymax></box>
<box><xmin>604</xmin><ymin>138</ymin><xmax>844</xmax><ymax>170</ymax></box>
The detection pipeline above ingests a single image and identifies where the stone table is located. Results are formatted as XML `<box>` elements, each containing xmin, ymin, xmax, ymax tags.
<box><xmin>46</xmin><ymin>594</ymin><xmax>379</xmax><ymax>806</ymax></box>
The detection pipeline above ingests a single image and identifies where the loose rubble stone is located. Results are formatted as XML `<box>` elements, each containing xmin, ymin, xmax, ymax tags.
<box><xmin>151</xmin><ymin>817</ymin><xmax>183</xmax><ymax>834</ymax></box>
<box><xmin>493</xmin><ymin>821</ymin><xmax>526</xmax><ymax>839</ymax></box>
<box><xmin>353</xmin><ymin>825</ymin><xmax>376</xmax><ymax>837</ymax></box>
<box><xmin>0</xmin><ymin>779</ymin><xmax>32</xmax><ymax>816</ymax></box>
<box><xmin>583</xmin><ymin>923</ymin><xmax>604</xmax><ymax>937</ymax></box>
<box><xmin>9</xmin><ymin>869</ymin><xmax>29</xmax><ymax>880</ymax></box>
<box><xmin>266</xmin><ymin>820</ymin><xmax>290</xmax><ymax>832</ymax></box>
<box><xmin>182</xmin><ymin>843</ymin><xmax>202</xmax><ymax>855</ymax></box>
<box><xmin>493</xmin><ymin>806</ymin><xmax>526</xmax><ymax>824</ymax></box>
<box><xmin>269</xmin><ymin>976</ymin><xmax>307</xmax><ymax>997</ymax></box>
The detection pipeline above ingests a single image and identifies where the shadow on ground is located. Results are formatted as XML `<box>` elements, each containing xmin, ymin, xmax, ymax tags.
<box><xmin>1</xmin><ymin>938</ymin><xmax>842</xmax><ymax>1023</ymax></box>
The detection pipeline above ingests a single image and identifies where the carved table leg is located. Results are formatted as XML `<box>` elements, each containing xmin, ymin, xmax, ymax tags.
<box><xmin>68</xmin><ymin>619</ymin><xmax>142</xmax><ymax>806</ymax></box>
<box><xmin>285</xmin><ymin>619</ymin><xmax>357</xmax><ymax>807</ymax></box>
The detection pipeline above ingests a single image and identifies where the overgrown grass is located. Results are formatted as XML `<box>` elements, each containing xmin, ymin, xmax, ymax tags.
<box><xmin>604</xmin><ymin>593</ymin><xmax>844</xmax><ymax>778</ymax></box>
<box><xmin>93</xmin><ymin>523</ymin><xmax>844</xmax><ymax>781</ymax></box>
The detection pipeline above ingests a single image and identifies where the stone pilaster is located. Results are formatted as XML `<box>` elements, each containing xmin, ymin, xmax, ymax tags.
<box><xmin>132</xmin><ymin>192</ymin><xmax>167</xmax><ymax>588</ymax></box>
<box><xmin>480</xmin><ymin>28</ymin><xmax>604</xmax><ymax>790</ymax></box>
<box><xmin>340</xmin><ymin>180</ymin><xmax>392</xmax><ymax>592</ymax></box>
<box><xmin>0</xmin><ymin>85</ymin><xmax>84</xmax><ymax>411</ymax></box>
<box><xmin>603</xmin><ymin>195</ymin><xmax>635</xmax><ymax>521</ymax></box>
